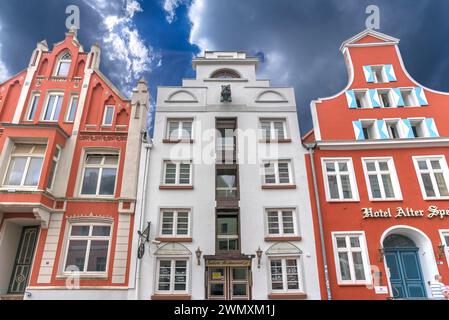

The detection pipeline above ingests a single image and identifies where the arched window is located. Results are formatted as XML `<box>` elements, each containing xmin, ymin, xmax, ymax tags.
<box><xmin>383</xmin><ymin>234</ymin><xmax>417</xmax><ymax>248</ymax></box>
<box><xmin>54</xmin><ymin>51</ymin><xmax>72</xmax><ymax>77</ymax></box>
<box><xmin>210</xmin><ymin>69</ymin><xmax>240</xmax><ymax>79</ymax></box>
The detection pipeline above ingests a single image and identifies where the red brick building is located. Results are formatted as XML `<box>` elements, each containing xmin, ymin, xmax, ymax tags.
<box><xmin>304</xmin><ymin>29</ymin><xmax>449</xmax><ymax>300</ymax></box>
<box><xmin>0</xmin><ymin>29</ymin><xmax>148</xmax><ymax>299</ymax></box>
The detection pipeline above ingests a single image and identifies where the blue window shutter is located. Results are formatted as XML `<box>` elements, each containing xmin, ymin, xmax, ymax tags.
<box><xmin>392</xmin><ymin>88</ymin><xmax>405</xmax><ymax>107</ymax></box>
<box><xmin>369</xmin><ymin>89</ymin><xmax>381</xmax><ymax>108</ymax></box>
<box><xmin>401</xmin><ymin>119</ymin><xmax>414</xmax><ymax>138</ymax></box>
<box><xmin>363</xmin><ymin>66</ymin><xmax>375</xmax><ymax>83</ymax></box>
<box><xmin>376</xmin><ymin>120</ymin><xmax>388</xmax><ymax>139</ymax></box>
<box><xmin>385</xmin><ymin>64</ymin><xmax>397</xmax><ymax>82</ymax></box>
<box><xmin>415</xmin><ymin>87</ymin><xmax>429</xmax><ymax>106</ymax></box>
<box><xmin>425</xmin><ymin>118</ymin><xmax>439</xmax><ymax>137</ymax></box>
<box><xmin>346</xmin><ymin>90</ymin><xmax>358</xmax><ymax>109</ymax></box>
<box><xmin>353</xmin><ymin>120</ymin><xmax>365</xmax><ymax>140</ymax></box>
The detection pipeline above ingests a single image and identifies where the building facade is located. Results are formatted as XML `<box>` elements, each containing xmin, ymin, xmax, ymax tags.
<box><xmin>0</xmin><ymin>29</ymin><xmax>148</xmax><ymax>299</ymax></box>
<box><xmin>305</xmin><ymin>29</ymin><xmax>449</xmax><ymax>300</ymax></box>
<box><xmin>135</xmin><ymin>51</ymin><xmax>321</xmax><ymax>300</ymax></box>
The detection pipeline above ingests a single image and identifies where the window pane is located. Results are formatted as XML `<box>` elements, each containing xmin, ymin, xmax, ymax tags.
<box><xmin>164</xmin><ymin>163</ymin><xmax>176</xmax><ymax>184</ymax></box>
<box><xmin>44</xmin><ymin>95</ymin><xmax>56</xmax><ymax>120</ymax></box>
<box><xmin>174</xmin><ymin>260</ymin><xmax>187</xmax><ymax>291</ymax></box>
<box><xmin>65</xmin><ymin>240</ymin><xmax>87</xmax><ymax>272</ymax></box>
<box><xmin>366</xmin><ymin>162</ymin><xmax>376</xmax><ymax>172</ymax></box>
<box><xmin>278</xmin><ymin>163</ymin><xmax>290</xmax><ymax>183</ymax></box>
<box><xmin>349</xmin><ymin>236</ymin><xmax>360</xmax><ymax>248</ymax></box>
<box><xmin>352</xmin><ymin>252</ymin><xmax>366</xmax><ymax>281</ymax></box>
<box><xmin>71</xmin><ymin>225</ymin><xmax>90</xmax><ymax>236</ymax></box>
<box><xmin>99</xmin><ymin>168</ymin><xmax>117</xmax><ymax>195</ymax></box>
<box><xmin>368</xmin><ymin>175</ymin><xmax>382</xmax><ymax>198</ymax></box>
<box><xmin>81</xmin><ymin>168</ymin><xmax>99</xmax><ymax>194</ymax></box>
<box><xmin>325</xmin><ymin>162</ymin><xmax>335</xmax><ymax>172</ymax></box>
<box><xmin>378</xmin><ymin>161</ymin><xmax>389</xmax><ymax>171</ymax></box>
<box><xmin>281</xmin><ymin>211</ymin><xmax>294</xmax><ymax>234</ymax></box>
<box><xmin>264</xmin><ymin>163</ymin><xmax>276</xmax><ymax>184</ymax></box>
<box><xmin>176</xmin><ymin>212</ymin><xmax>189</xmax><ymax>235</ymax></box>
<box><xmin>168</xmin><ymin>121</ymin><xmax>179</xmax><ymax>139</ymax></box>
<box><xmin>47</xmin><ymin>159</ymin><xmax>57</xmax><ymax>189</ymax></box>
<box><xmin>340</xmin><ymin>175</ymin><xmax>353</xmax><ymax>199</ymax></box>
<box><xmin>103</xmin><ymin>107</ymin><xmax>114</xmax><ymax>125</ymax></box>
<box><xmin>24</xmin><ymin>157</ymin><xmax>43</xmax><ymax>186</ymax></box>
<box><xmin>232</xmin><ymin>268</ymin><xmax>247</xmax><ymax>280</ymax></box>
<box><xmin>261</xmin><ymin>121</ymin><xmax>271</xmax><ymax>140</ymax></box>
<box><xmin>421</xmin><ymin>173</ymin><xmax>436</xmax><ymax>197</ymax></box>
<box><xmin>270</xmin><ymin>260</ymin><xmax>283</xmax><ymax>290</ymax></box>
<box><xmin>381</xmin><ymin>174</ymin><xmax>395</xmax><ymax>198</ymax></box>
<box><xmin>104</xmin><ymin>155</ymin><xmax>119</xmax><ymax>165</ymax></box>
<box><xmin>181</xmin><ymin>122</ymin><xmax>192</xmax><ymax>139</ymax></box>
<box><xmin>338</xmin><ymin>162</ymin><xmax>348</xmax><ymax>172</ymax></box>
<box><xmin>5</xmin><ymin>157</ymin><xmax>27</xmax><ymax>185</ymax></box>
<box><xmin>67</xmin><ymin>97</ymin><xmax>78</xmax><ymax>121</ymax></box>
<box><xmin>53</xmin><ymin>96</ymin><xmax>63</xmax><ymax>120</ymax></box>
<box><xmin>87</xmin><ymin>240</ymin><xmax>109</xmax><ymax>272</ymax></box>
<box><xmin>28</xmin><ymin>95</ymin><xmax>39</xmax><ymax>120</ymax></box>
<box><xmin>286</xmin><ymin>259</ymin><xmax>299</xmax><ymax>290</ymax></box>
<box><xmin>92</xmin><ymin>226</ymin><xmax>111</xmax><ymax>236</ymax></box>
<box><xmin>273</xmin><ymin>122</ymin><xmax>285</xmax><ymax>140</ymax></box>
<box><xmin>217</xmin><ymin>216</ymin><xmax>237</xmax><ymax>235</ymax></box>
<box><xmin>158</xmin><ymin>260</ymin><xmax>171</xmax><ymax>291</ymax></box>
<box><xmin>338</xmin><ymin>252</ymin><xmax>351</xmax><ymax>281</ymax></box>
<box><xmin>179</xmin><ymin>164</ymin><xmax>191</xmax><ymax>184</ymax></box>
<box><xmin>57</xmin><ymin>61</ymin><xmax>70</xmax><ymax>77</ymax></box>
<box><xmin>267</xmin><ymin>212</ymin><xmax>280</xmax><ymax>235</ymax></box>
<box><xmin>86</xmin><ymin>155</ymin><xmax>103</xmax><ymax>165</ymax></box>
<box><xmin>161</xmin><ymin>212</ymin><xmax>174</xmax><ymax>235</ymax></box>
<box><xmin>336</xmin><ymin>237</ymin><xmax>347</xmax><ymax>248</ymax></box>
<box><xmin>434</xmin><ymin>172</ymin><xmax>449</xmax><ymax>197</ymax></box>
<box><xmin>327</xmin><ymin>175</ymin><xmax>340</xmax><ymax>199</ymax></box>
<box><xmin>431</xmin><ymin>160</ymin><xmax>441</xmax><ymax>170</ymax></box>
<box><xmin>233</xmin><ymin>284</ymin><xmax>247</xmax><ymax>296</ymax></box>
<box><xmin>418</xmin><ymin>161</ymin><xmax>428</xmax><ymax>170</ymax></box>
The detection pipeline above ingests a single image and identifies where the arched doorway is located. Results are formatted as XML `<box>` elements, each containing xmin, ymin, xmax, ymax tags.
<box><xmin>383</xmin><ymin>234</ymin><xmax>426</xmax><ymax>298</ymax></box>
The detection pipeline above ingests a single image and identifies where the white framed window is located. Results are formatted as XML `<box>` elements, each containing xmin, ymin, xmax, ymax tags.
<box><xmin>413</xmin><ymin>156</ymin><xmax>449</xmax><ymax>199</ymax></box>
<box><xmin>3</xmin><ymin>144</ymin><xmax>46</xmax><ymax>187</ymax></box>
<box><xmin>263</xmin><ymin>160</ymin><xmax>293</xmax><ymax>185</ymax></box>
<box><xmin>385</xmin><ymin>120</ymin><xmax>401</xmax><ymax>139</ymax></box>
<box><xmin>47</xmin><ymin>145</ymin><xmax>61</xmax><ymax>190</ymax></box>
<box><xmin>80</xmin><ymin>153</ymin><xmax>119</xmax><ymax>196</ymax></box>
<box><xmin>269</xmin><ymin>257</ymin><xmax>303</xmax><ymax>293</ymax></box>
<box><xmin>66</xmin><ymin>95</ymin><xmax>79</xmax><ymax>122</ymax></box>
<box><xmin>42</xmin><ymin>93</ymin><xmax>64</xmax><ymax>121</ymax></box>
<box><xmin>265</xmin><ymin>209</ymin><xmax>298</xmax><ymax>237</ymax></box>
<box><xmin>362</xmin><ymin>158</ymin><xmax>402</xmax><ymax>201</ymax></box>
<box><xmin>332</xmin><ymin>232</ymin><xmax>371</xmax><ymax>285</ymax></box>
<box><xmin>378</xmin><ymin>89</ymin><xmax>392</xmax><ymax>108</ymax></box>
<box><xmin>25</xmin><ymin>93</ymin><xmax>40</xmax><ymax>121</ymax></box>
<box><xmin>409</xmin><ymin>119</ymin><xmax>426</xmax><ymax>138</ymax></box>
<box><xmin>322</xmin><ymin>158</ymin><xmax>359</xmax><ymax>201</ymax></box>
<box><xmin>361</xmin><ymin>120</ymin><xmax>377</xmax><ymax>140</ymax></box>
<box><xmin>439</xmin><ymin>230</ymin><xmax>449</xmax><ymax>267</ymax></box>
<box><xmin>162</xmin><ymin>161</ymin><xmax>192</xmax><ymax>186</ymax></box>
<box><xmin>354</xmin><ymin>90</ymin><xmax>371</xmax><ymax>108</ymax></box>
<box><xmin>260</xmin><ymin>119</ymin><xmax>288</xmax><ymax>141</ymax></box>
<box><xmin>156</xmin><ymin>259</ymin><xmax>189</xmax><ymax>294</ymax></box>
<box><xmin>54</xmin><ymin>51</ymin><xmax>72</xmax><ymax>77</ymax></box>
<box><xmin>371</xmin><ymin>66</ymin><xmax>388</xmax><ymax>83</ymax></box>
<box><xmin>159</xmin><ymin>209</ymin><xmax>191</xmax><ymax>237</ymax></box>
<box><xmin>166</xmin><ymin>119</ymin><xmax>193</xmax><ymax>140</ymax></box>
<box><xmin>63</xmin><ymin>223</ymin><xmax>112</xmax><ymax>274</ymax></box>
<box><xmin>401</xmin><ymin>88</ymin><xmax>419</xmax><ymax>107</ymax></box>
<box><xmin>102</xmin><ymin>105</ymin><xmax>115</xmax><ymax>126</ymax></box>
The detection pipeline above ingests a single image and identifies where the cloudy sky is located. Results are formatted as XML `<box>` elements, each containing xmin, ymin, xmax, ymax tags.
<box><xmin>0</xmin><ymin>0</ymin><xmax>448</xmax><ymax>135</ymax></box>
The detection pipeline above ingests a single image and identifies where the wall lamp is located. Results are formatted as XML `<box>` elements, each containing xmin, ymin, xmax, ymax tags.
<box><xmin>438</xmin><ymin>243</ymin><xmax>446</xmax><ymax>259</ymax></box>
<box><xmin>195</xmin><ymin>247</ymin><xmax>202</xmax><ymax>266</ymax></box>
<box><xmin>256</xmin><ymin>247</ymin><xmax>263</xmax><ymax>268</ymax></box>
<box><xmin>378</xmin><ymin>247</ymin><xmax>385</xmax><ymax>263</ymax></box>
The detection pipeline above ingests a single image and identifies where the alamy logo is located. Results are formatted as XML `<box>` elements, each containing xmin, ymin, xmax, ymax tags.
<box><xmin>365</xmin><ymin>5</ymin><xmax>380</xmax><ymax>30</ymax></box>
<box><xmin>65</xmin><ymin>5</ymin><xmax>80</xmax><ymax>30</ymax></box>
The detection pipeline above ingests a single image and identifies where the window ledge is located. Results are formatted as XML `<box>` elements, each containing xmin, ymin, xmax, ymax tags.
<box><xmin>162</xmin><ymin>139</ymin><xmax>194</xmax><ymax>144</ymax></box>
<box><xmin>151</xmin><ymin>294</ymin><xmax>191</xmax><ymax>300</ymax></box>
<box><xmin>337</xmin><ymin>283</ymin><xmax>372</xmax><ymax>287</ymax></box>
<box><xmin>159</xmin><ymin>185</ymin><xmax>194</xmax><ymax>190</ymax></box>
<box><xmin>369</xmin><ymin>199</ymin><xmax>403</xmax><ymax>202</ymax></box>
<box><xmin>262</xmin><ymin>139</ymin><xmax>292</xmax><ymax>144</ymax></box>
<box><xmin>262</xmin><ymin>185</ymin><xmax>296</xmax><ymax>190</ymax></box>
<box><xmin>155</xmin><ymin>237</ymin><xmax>193</xmax><ymax>243</ymax></box>
<box><xmin>265</xmin><ymin>236</ymin><xmax>302</xmax><ymax>242</ymax></box>
<box><xmin>268</xmin><ymin>293</ymin><xmax>307</xmax><ymax>300</ymax></box>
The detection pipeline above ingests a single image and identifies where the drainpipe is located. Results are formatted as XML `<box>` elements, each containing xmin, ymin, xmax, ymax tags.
<box><xmin>303</xmin><ymin>142</ymin><xmax>332</xmax><ymax>300</ymax></box>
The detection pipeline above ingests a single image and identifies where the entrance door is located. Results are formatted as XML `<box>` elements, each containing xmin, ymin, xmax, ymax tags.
<box><xmin>8</xmin><ymin>226</ymin><xmax>39</xmax><ymax>294</ymax></box>
<box><xmin>207</xmin><ymin>267</ymin><xmax>250</xmax><ymax>300</ymax></box>
<box><xmin>383</xmin><ymin>234</ymin><xmax>426</xmax><ymax>299</ymax></box>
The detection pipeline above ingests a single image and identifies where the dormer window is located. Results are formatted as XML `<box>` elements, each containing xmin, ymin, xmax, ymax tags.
<box><xmin>371</xmin><ymin>66</ymin><xmax>388</xmax><ymax>83</ymax></box>
<box><xmin>354</xmin><ymin>90</ymin><xmax>370</xmax><ymax>108</ymax></box>
<box><xmin>400</xmin><ymin>89</ymin><xmax>419</xmax><ymax>107</ymax></box>
<box><xmin>55</xmin><ymin>52</ymin><xmax>72</xmax><ymax>77</ymax></box>
<box><xmin>210</xmin><ymin>69</ymin><xmax>240</xmax><ymax>79</ymax></box>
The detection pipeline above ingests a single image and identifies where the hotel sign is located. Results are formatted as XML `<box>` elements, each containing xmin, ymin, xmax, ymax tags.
<box><xmin>362</xmin><ymin>206</ymin><xmax>449</xmax><ymax>220</ymax></box>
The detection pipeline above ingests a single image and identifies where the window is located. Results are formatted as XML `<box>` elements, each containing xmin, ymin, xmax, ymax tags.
<box><xmin>66</xmin><ymin>95</ymin><xmax>79</xmax><ymax>122</ymax></box>
<box><xmin>439</xmin><ymin>230</ymin><xmax>449</xmax><ymax>266</ymax></box>
<box><xmin>354</xmin><ymin>90</ymin><xmax>370</xmax><ymax>108</ymax></box>
<box><xmin>4</xmin><ymin>144</ymin><xmax>46</xmax><ymax>187</ymax></box>
<box><xmin>263</xmin><ymin>160</ymin><xmax>292</xmax><ymax>185</ymax></box>
<box><xmin>156</xmin><ymin>259</ymin><xmax>188</xmax><ymax>294</ymax></box>
<box><xmin>42</xmin><ymin>93</ymin><xmax>64</xmax><ymax>121</ymax></box>
<box><xmin>167</xmin><ymin>119</ymin><xmax>193</xmax><ymax>141</ymax></box>
<box><xmin>322</xmin><ymin>159</ymin><xmax>358</xmax><ymax>201</ymax></box>
<box><xmin>386</xmin><ymin>121</ymin><xmax>400</xmax><ymax>139</ymax></box>
<box><xmin>216</xmin><ymin>119</ymin><xmax>236</xmax><ymax>163</ymax></box>
<box><xmin>409</xmin><ymin>119</ymin><xmax>425</xmax><ymax>138</ymax></box>
<box><xmin>378</xmin><ymin>90</ymin><xmax>392</xmax><ymax>108</ymax></box>
<box><xmin>159</xmin><ymin>210</ymin><xmax>190</xmax><ymax>237</ymax></box>
<box><xmin>216</xmin><ymin>214</ymin><xmax>239</xmax><ymax>251</ymax></box>
<box><xmin>361</xmin><ymin>121</ymin><xmax>377</xmax><ymax>140</ymax></box>
<box><xmin>266</xmin><ymin>209</ymin><xmax>298</xmax><ymax>237</ymax></box>
<box><xmin>47</xmin><ymin>145</ymin><xmax>61</xmax><ymax>190</ymax></box>
<box><xmin>260</xmin><ymin>119</ymin><xmax>287</xmax><ymax>141</ymax></box>
<box><xmin>216</xmin><ymin>167</ymin><xmax>237</xmax><ymax>198</ymax></box>
<box><xmin>55</xmin><ymin>51</ymin><xmax>71</xmax><ymax>77</ymax></box>
<box><xmin>269</xmin><ymin>257</ymin><xmax>303</xmax><ymax>293</ymax></box>
<box><xmin>80</xmin><ymin>154</ymin><xmax>118</xmax><ymax>196</ymax></box>
<box><xmin>210</xmin><ymin>69</ymin><xmax>240</xmax><ymax>79</ymax></box>
<box><xmin>401</xmin><ymin>89</ymin><xmax>418</xmax><ymax>107</ymax></box>
<box><xmin>64</xmin><ymin>223</ymin><xmax>111</xmax><ymax>274</ymax></box>
<box><xmin>26</xmin><ymin>93</ymin><xmax>40</xmax><ymax>121</ymax></box>
<box><xmin>332</xmin><ymin>233</ymin><xmax>371</xmax><ymax>285</ymax></box>
<box><xmin>102</xmin><ymin>105</ymin><xmax>115</xmax><ymax>126</ymax></box>
<box><xmin>372</xmin><ymin>66</ymin><xmax>387</xmax><ymax>83</ymax></box>
<box><xmin>163</xmin><ymin>161</ymin><xmax>192</xmax><ymax>186</ymax></box>
<box><xmin>362</xmin><ymin>158</ymin><xmax>401</xmax><ymax>200</ymax></box>
<box><xmin>414</xmin><ymin>156</ymin><xmax>449</xmax><ymax>199</ymax></box>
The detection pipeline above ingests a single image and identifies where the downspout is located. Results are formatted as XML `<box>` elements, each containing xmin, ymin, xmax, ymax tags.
<box><xmin>303</xmin><ymin>142</ymin><xmax>332</xmax><ymax>300</ymax></box>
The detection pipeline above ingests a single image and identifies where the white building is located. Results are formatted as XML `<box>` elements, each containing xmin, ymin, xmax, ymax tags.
<box><xmin>133</xmin><ymin>51</ymin><xmax>321</xmax><ymax>300</ymax></box>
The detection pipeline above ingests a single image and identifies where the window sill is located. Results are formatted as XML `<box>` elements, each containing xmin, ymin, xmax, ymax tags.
<box><xmin>155</xmin><ymin>237</ymin><xmax>193</xmax><ymax>243</ymax></box>
<box><xmin>369</xmin><ymin>198</ymin><xmax>403</xmax><ymax>202</ymax></box>
<box><xmin>268</xmin><ymin>293</ymin><xmax>307</xmax><ymax>300</ymax></box>
<box><xmin>162</xmin><ymin>139</ymin><xmax>194</xmax><ymax>144</ymax></box>
<box><xmin>337</xmin><ymin>282</ymin><xmax>372</xmax><ymax>287</ymax></box>
<box><xmin>261</xmin><ymin>139</ymin><xmax>292</xmax><ymax>144</ymax></box>
<box><xmin>326</xmin><ymin>199</ymin><xmax>360</xmax><ymax>203</ymax></box>
<box><xmin>151</xmin><ymin>294</ymin><xmax>191</xmax><ymax>300</ymax></box>
<box><xmin>159</xmin><ymin>185</ymin><xmax>194</xmax><ymax>190</ymax></box>
<box><xmin>264</xmin><ymin>236</ymin><xmax>302</xmax><ymax>242</ymax></box>
<box><xmin>262</xmin><ymin>185</ymin><xmax>296</xmax><ymax>190</ymax></box>
<box><xmin>423</xmin><ymin>197</ymin><xmax>449</xmax><ymax>201</ymax></box>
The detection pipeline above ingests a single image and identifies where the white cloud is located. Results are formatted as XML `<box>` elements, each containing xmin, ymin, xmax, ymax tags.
<box><xmin>188</xmin><ymin>0</ymin><xmax>212</xmax><ymax>52</ymax></box>
<box><xmin>163</xmin><ymin>0</ymin><xmax>184</xmax><ymax>23</ymax></box>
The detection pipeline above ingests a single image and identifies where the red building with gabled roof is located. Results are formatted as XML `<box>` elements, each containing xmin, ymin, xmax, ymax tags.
<box><xmin>0</xmin><ymin>28</ymin><xmax>149</xmax><ymax>299</ymax></box>
<box><xmin>304</xmin><ymin>29</ymin><xmax>449</xmax><ymax>300</ymax></box>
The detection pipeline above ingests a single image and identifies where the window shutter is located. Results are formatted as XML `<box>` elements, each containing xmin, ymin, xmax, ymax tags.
<box><xmin>345</xmin><ymin>90</ymin><xmax>358</xmax><ymax>109</ymax></box>
<box><xmin>376</xmin><ymin>120</ymin><xmax>389</xmax><ymax>139</ymax></box>
<box><xmin>369</xmin><ymin>89</ymin><xmax>381</xmax><ymax>108</ymax></box>
<box><xmin>353</xmin><ymin>120</ymin><xmax>365</xmax><ymax>140</ymax></box>
<box><xmin>414</xmin><ymin>87</ymin><xmax>428</xmax><ymax>106</ymax></box>
<box><xmin>400</xmin><ymin>119</ymin><xmax>414</xmax><ymax>138</ymax></box>
<box><xmin>425</xmin><ymin>118</ymin><xmax>439</xmax><ymax>137</ymax></box>
<box><xmin>385</xmin><ymin>64</ymin><xmax>397</xmax><ymax>82</ymax></box>
<box><xmin>392</xmin><ymin>88</ymin><xmax>404</xmax><ymax>107</ymax></box>
<box><xmin>363</xmin><ymin>66</ymin><xmax>375</xmax><ymax>83</ymax></box>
